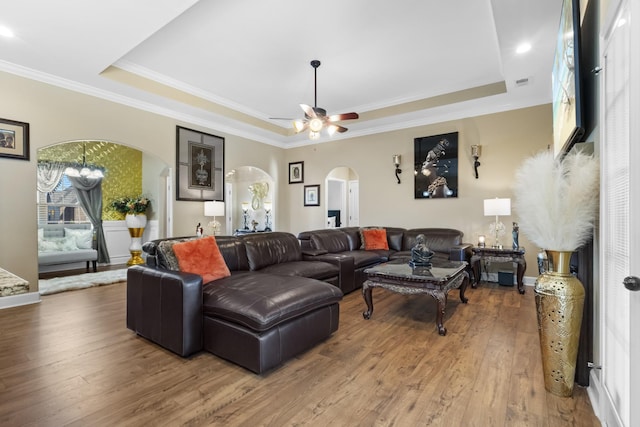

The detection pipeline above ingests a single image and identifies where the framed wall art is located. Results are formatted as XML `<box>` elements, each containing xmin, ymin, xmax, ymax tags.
<box><xmin>304</xmin><ymin>184</ymin><xmax>320</xmax><ymax>206</ymax></box>
<box><xmin>414</xmin><ymin>131</ymin><xmax>459</xmax><ymax>199</ymax></box>
<box><xmin>0</xmin><ymin>118</ymin><xmax>30</xmax><ymax>161</ymax></box>
<box><xmin>176</xmin><ymin>126</ymin><xmax>225</xmax><ymax>201</ymax></box>
<box><xmin>289</xmin><ymin>161</ymin><xmax>304</xmax><ymax>184</ymax></box>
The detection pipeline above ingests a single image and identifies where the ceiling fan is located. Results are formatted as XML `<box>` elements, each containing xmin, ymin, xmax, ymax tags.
<box><xmin>288</xmin><ymin>60</ymin><xmax>359</xmax><ymax>140</ymax></box>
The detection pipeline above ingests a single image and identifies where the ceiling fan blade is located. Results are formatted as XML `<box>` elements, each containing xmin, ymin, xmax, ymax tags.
<box><xmin>300</xmin><ymin>104</ymin><xmax>316</xmax><ymax>118</ymax></box>
<box><xmin>269</xmin><ymin>117</ymin><xmax>295</xmax><ymax>121</ymax></box>
<box><xmin>328</xmin><ymin>112</ymin><xmax>359</xmax><ymax>122</ymax></box>
<box><xmin>327</xmin><ymin>124</ymin><xmax>348</xmax><ymax>135</ymax></box>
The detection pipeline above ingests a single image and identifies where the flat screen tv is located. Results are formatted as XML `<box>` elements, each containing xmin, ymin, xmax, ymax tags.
<box><xmin>552</xmin><ymin>0</ymin><xmax>584</xmax><ymax>158</ymax></box>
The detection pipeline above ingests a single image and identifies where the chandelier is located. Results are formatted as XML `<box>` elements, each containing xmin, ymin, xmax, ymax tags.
<box><xmin>64</xmin><ymin>143</ymin><xmax>104</xmax><ymax>179</ymax></box>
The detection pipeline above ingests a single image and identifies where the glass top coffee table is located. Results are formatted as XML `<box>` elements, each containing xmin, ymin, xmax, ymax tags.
<box><xmin>362</xmin><ymin>259</ymin><xmax>469</xmax><ymax>336</ymax></box>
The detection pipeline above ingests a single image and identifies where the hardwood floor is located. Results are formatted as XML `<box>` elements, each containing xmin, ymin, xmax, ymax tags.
<box><xmin>0</xmin><ymin>280</ymin><xmax>600</xmax><ymax>426</ymax></box>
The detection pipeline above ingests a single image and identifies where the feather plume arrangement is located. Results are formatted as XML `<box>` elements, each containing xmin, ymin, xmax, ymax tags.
<box><xmin>512</xmin><ymin>150</ymin><xmax>599</xmax><ymax>251</ymax></box>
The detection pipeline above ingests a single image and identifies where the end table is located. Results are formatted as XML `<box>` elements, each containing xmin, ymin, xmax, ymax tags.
<box><xmin>471</xmin><ymin>247</ymin><xmax>526</xmax><ymax>294</ymax></box>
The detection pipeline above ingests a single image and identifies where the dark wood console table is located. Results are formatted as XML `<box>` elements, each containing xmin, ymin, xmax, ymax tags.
<box><xmin>362</xmin><ymin>259</ymin><xmax>469</xmax><ymax>336</ymax></box>
<box><xmin>471</xmin><ymin>247</ymin><xmax>526</xmax><ymax>294</ymax></box>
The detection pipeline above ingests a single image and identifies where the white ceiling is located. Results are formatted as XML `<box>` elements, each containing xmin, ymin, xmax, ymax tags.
<box><xmin>0</xmin><ymin>0</ymin><xmax>560</xmax><ymax>147</ymax></box>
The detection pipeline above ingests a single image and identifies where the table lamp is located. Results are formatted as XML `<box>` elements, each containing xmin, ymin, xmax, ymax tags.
<box><xmin>484</xmin><ymin>198</ymin><xmax>511</xmax><ymax>249</ymax></box>
<box><xmin>204</xmin><ymin>201</ymin><xmax>225</xmax><ymax>235</ymax></box>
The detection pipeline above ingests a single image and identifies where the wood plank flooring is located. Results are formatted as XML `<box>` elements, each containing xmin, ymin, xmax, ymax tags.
<box><xmin>0</xmin><ymin>280</ymin><xmax>600</xmax><ymax>426</ymax></box>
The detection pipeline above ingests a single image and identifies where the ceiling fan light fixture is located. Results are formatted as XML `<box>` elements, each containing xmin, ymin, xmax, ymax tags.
<box><xmin>293</xmin><ymin>120</ymin><xmax>305</xmax><ymax>133</ymax></box>
<box><xmin>309</xmin><ymin>131</ymin><xmax>320</xmax><ymax>140</ymax></box>
<box><xmin>309</xmin><ymin>118</ymin><xmax>323</xmax><ymax>132</ymax></box>
<box><xmin>327</xmin><ymin>124</ymin><xmax>339</xmax><ymax>136</ymax></box>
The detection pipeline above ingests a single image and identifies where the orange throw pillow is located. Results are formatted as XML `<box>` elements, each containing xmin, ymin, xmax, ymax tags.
<box><xmin>361</xmin><ymin>228</ymin><xmax>389</xmax><ymax>250</ymax></box>
<box><xmin>172</xmin><ymin>236</ymin><xmax>231</xmax><ymax>283</ymax></box>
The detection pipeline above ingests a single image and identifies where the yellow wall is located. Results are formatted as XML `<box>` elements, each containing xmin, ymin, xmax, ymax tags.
<box><xmin>0</xmin><ymin>69</ymin><xmax>550</xmax><ymax>292</ymax></box>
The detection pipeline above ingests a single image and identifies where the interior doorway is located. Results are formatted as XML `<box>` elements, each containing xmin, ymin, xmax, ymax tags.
<box><xmin>325</xmin><ymin>167</ymin><xmax>359</xmax><ymax>228</ymax></box>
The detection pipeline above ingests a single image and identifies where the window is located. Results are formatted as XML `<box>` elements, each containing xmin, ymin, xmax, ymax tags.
<box><xmin>37</xmin><ymin>175</ymin><xmax>88</xmax><ymax>224</ymax></box>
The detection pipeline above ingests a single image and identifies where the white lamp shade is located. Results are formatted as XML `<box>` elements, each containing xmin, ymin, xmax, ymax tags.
<box><xmin>204</xmin><ymin>201</ymin><xmax>225</xmax><ymax>217</ymax></box>
<box><xmin>484</xmin><ymin>198</ymin><xmax>511</xmax><ymax>216</ymax></box>
<box><xmin>263</xmin><ymin>201</ymin><xmax>272</xmax><ymax>211</ymax></box>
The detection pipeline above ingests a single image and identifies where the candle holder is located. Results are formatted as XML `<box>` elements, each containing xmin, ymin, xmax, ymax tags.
<box><xmin>478</xmin><ymin>235</ymin><xmax>486</xmax><ymax>247</ymax></box>
<box><xmin>241</xmin><ymin>202</ymin><xmax>250</xmax><ymax>230</ymax></box>
<box><xmin>263</xmin><ymin>201</ymin><xmax>272</xmax><ymax>231</ymax></box>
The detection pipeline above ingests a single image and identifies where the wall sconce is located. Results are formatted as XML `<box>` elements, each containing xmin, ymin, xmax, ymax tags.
<box><xmin>393</xmin><ymin>154</ymin><xmax>402</xmax><ymax>184</ymax></box>
<box><xmin>471</xmin><ymin>145</ymin><xmax>481</xmax><ymax>179</ymax></box>
<box><xmin>241</xmin><ymin>202</ymin><xmax>250</xmax><ymax>230</ymax></box>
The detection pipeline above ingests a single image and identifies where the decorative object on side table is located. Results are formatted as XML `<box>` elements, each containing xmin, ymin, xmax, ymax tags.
<box><xmin>111</xmin><ymin>195</ymin><xmax>151</xmax><ymax>266</ymax></box>
<box><xmin>513</xmin><ymin>149</ymin><xmax>599</xmax><ymax>397</ymax></box>
<box><xmin>477</xmin><ymin>235</ymin><xmax>486</xmax><ymax>247</ymax></box>
<box><xmin>512</xmin><ymin>222</ymin><xmax>519</xmax><ymax>250</ymax></box>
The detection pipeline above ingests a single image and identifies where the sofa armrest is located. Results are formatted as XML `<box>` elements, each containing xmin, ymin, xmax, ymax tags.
<box><xmin>450</xmin><ymin>243</ymin><xmax>473</xmax><ymax>263</ymax></box>
<box><xmin>126</xmin><ymin>265</ymin><xmax>203</xmax><ymax>357</ymax></box>
<box><xmin>303</xmin><ymin>253</ymin><xmax>355</xmax><ymax>293</ymax></box>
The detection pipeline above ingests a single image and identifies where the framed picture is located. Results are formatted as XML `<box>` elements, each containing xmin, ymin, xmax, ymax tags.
<box><xmin>304</xmin><ymin>185</ymin><xmax>320</xmax><ymax>207</ymax></box>
<box><xmin>414</xmin><ymin>131</ymin><xmax>459</xmax><ymax>199</ymax></box>
<box><xmin>176</xmin><ymin>126</ymin><xmax>225</xmax><ymax>201</ymax></box>
<box><xmin>0</xmin><ymin>118</ymin><xmax>29</xmax><ymax>161</ymax></box>
<box><xmin>289</xmin><ymin>161</ymin><xmax>304</xmax><ymax>184</ymax></box>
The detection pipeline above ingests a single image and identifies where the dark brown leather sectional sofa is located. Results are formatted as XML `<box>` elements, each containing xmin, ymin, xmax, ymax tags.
<box><xmin>126</xmin><ymin>228</ymin><xmax>470</xmax><ymax>374</ymax></box>
<box><xmin>298</xmin><ymin>227</ymin><xmax>472</xmax><ymax>293</ymax></box>
<box><xmin>127</xmin><ymin>232</ymin><xmax>343</xmax><ymax>374</ymax></box>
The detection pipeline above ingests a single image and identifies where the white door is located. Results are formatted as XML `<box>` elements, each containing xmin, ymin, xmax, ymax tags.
<box><xmin>348</xmin><ymin>180</ymin><xmax>359</xmax><ymax>226</ymax></box>
<box><xmin>598</xmin><ymin>1</ymin><xmax>640</xmax><ymax>425</ymax></box>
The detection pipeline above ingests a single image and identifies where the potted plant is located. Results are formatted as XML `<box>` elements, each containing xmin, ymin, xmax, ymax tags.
<box><xmin>111</xmin><ymin>195</ymin><xmax>151</xmax><ymax>266</ymax></box>
<box><xmin>513</xmin><ymin>149</ymin><xmax>599</xmax><ymax>397</ymax></box>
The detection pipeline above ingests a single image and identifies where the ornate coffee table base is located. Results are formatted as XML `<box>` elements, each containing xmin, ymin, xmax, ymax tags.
<box><xmin>362</xmin><ymin>272</ymin><xmax>469</xmax><ymax>336</ymax></box>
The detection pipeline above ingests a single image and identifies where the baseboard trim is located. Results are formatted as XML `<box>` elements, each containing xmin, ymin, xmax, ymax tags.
<box><xmin>0</xmin><ymin>292</ymin><xmax>41</xmax><ymax>309</ymax></box>
<box><xmin>588</xmin><ymin>369</ymin><xmax>623</xmax><ymax>427</ymax></box>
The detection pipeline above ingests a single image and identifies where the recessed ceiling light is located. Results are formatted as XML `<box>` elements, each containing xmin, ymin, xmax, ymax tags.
<box><xmin>516</xmin><ymin>42</ymin><xmax>531</xmax><ymax>54</ymax></box>
<box><xmin>0</xmin><ymin>25</ymin><xmax>14</xmax><ymax>38</ymax></box>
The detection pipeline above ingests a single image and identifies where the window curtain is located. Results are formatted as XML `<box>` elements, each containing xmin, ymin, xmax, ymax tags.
<box><xmin>36</xmin><ymin>162</ymin><xmax>65</xmax><ymax>193</ymax></box>
<box><xmin>67</xmin><ymin>176</ymin><xmax>110</xmax><ymax>263</ymax></box>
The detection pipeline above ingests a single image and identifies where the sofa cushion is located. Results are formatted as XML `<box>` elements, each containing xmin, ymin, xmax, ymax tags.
<box><xmin>202</xmin><ymin>272</ymin><xmax>343</xmax><ymax>332</ymax></box>
<box><xmin>360</xmin><ymin>228</ymin><xmax>389</xmax><ymax>250</ymax></box>
<box><xmin>310</xmin><ymin>229</ymin><xmax>351</xmax><ymax>253</ymax></box>
<box><xmin>259</xmin><ymin>260</ymin><xmax>339</xmax><ymax>281</ymax></box>
<box><xmin>65</xmin><ymin>227</ymin><xmax>93</xmax><ymax>249</ymax></box>
<box><xmin>402</xmin><ymin>228</ymin><xmax>464</xmax><ymax>253</ymax></box>
<box><xmin>242</xmin><ymin>232</ymin><xmax>303</xmax><ymax>271</ymax></box>
<box><xmin>173</xmin><ymin>236</ymin><xmax>231</xmax><ymax>283</ymax></box>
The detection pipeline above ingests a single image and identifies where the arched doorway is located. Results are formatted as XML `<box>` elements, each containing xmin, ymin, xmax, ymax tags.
<box><xmin>37</xmin><ymin>140</ymin><xmax>171</xmax><ymax>272</ymax></box>
<box><xmin>325</xmin><ymin>167</ymin><xmax>359</xmax><ymax>228</ymax></box>
<box><xmin>225</xmin><ymin>166</ymin><xmax>275</xmax><ymax>234</ymax></box>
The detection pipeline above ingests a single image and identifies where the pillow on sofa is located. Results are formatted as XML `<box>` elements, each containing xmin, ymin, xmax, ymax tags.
<box><xmin>156</xmin><ymin>238</ymin><xmax>198</xmax><ymax>270</ymax></box>
<box><xmin>172</xmin><ymin>236</ymin><xmax>231</xmax><ymax>283</ymax></box>
<box><xmin>65</xmin><ymin>228</ymin><xmax>93</xmax><ymax>249</ymax></box>
<box><xmin>360</xmin><ymin>228</ymin><xmax>389</xmax><ymax>250</ymax></box>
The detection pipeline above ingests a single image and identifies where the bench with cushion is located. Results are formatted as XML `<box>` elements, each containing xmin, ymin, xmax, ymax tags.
<box><xmin>38</xmin><ymin>223</ymin><xmax>98</xmax><ymax>272</ymax></box>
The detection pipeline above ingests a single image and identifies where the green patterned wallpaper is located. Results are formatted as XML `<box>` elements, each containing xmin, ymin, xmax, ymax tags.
<box><xmin>38</xmin><ymin>141</ymin><xmax>142</xmax><ymax>220</ymax></box>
